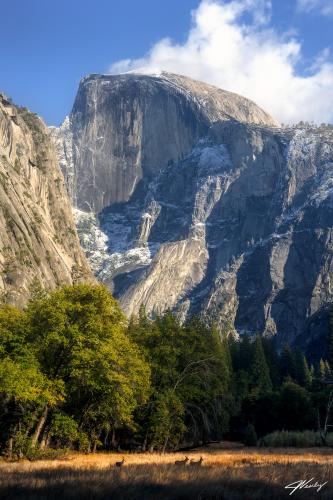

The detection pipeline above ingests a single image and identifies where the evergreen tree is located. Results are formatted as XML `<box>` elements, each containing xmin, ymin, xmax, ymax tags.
<box><xmin>238</xmin><ymin>334</ymin><xmax>253</xmax><ymax>372</ymax></box>
<box><xmin>324</xmin><ymin>360</ymin><xmax>332</xmax><ymax>380</ymax></box>
<box><xmin>249</xmin><ymin>335</ymin><xmax>272</xmax><ymax>394</ymax></box>
<box><xmin>262</xmin><ymin>337</ymin><xmax>280</xmax><ymax>388</ymax></box>
<box><xmin>228</xmin><ymin>336</ymin><xmax>240</xmax><ymax>371</ymax></box>
<box><xmin>328</xmin><ymin>308</ymin><xmax>333</xmax><ymax>368</ymax></box>
<box><xmin>294</xmin><ymin>348</ymin><xmax>312</xmax><ymax>387</ymax></box>
<box><xmin>318</xmin><ymin>359</ymin><xmax>326</xmax><ymax>381</ymax></box>
<box><xmin>310</xmin><ymin>364</ymin><xmax>315</xmax><ymax>382</ymax></box>
<box><xmin>279</xmin><ymin>344</ymin><xmax>296</xmax><ymax>382</ymax></box>
<box><xmin>302</xmin><ymin>356</ymin><xmax>312</xmax><ymax>387</ymax></box>
<box><xmin>279</xmin><ymin>380</ymin><xmax>312</xmax><ymax>430</ymax></box>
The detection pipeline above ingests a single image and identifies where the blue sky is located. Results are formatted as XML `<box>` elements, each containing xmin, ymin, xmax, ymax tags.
<box><xmin>1</xmin><ymin>0</ymin><xmax>333</xmax><ymax>124</ymax></box>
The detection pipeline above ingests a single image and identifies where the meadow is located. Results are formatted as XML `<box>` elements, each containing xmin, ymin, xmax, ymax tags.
<box><xmin>0</xmin><ymin>444</ymin><xmax>332</xmax><ymax>499</ymax></box>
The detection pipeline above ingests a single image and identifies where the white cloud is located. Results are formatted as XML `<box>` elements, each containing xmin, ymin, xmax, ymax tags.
<box><xmin>297</xmin><ymin>0</ymin><xmax>333</xmax><ymax>16</ymax></box>
<box><xmin>108</xmin><ymin>0</ymin><xmax>333</xmax><ymax>124</ymax></box>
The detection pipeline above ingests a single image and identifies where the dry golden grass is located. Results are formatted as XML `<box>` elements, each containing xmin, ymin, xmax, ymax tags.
<box><xmin>1</xmin><ymin>445</ymin><xmax>333</xmax><ymax>499</ymax></box>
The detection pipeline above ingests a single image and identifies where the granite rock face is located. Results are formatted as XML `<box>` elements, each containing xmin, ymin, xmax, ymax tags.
<box><xmin>53</xmin><ymin>72</ymin><xmax>333</xmax><ymax>349</ymax></box>
<box><xmin>52</xmin><ymin>72</ymin><xmax>278</xmax><ymax>214</ymax></box>
<box><xmin>0</xmin><ymin>94</ymin><xmax>92</xmax><ymax>306</ymax></box>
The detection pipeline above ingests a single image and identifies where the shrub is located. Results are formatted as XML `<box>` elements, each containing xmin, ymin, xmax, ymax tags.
<box><xmin>260</xmin><ymin>430</ymin><xmax>333</xmax><ymax>447</ymax></box>
<box><xmin>50</xmin><ymin>413</ymin><xmax>79</xmax><ymax>448</ymax></box>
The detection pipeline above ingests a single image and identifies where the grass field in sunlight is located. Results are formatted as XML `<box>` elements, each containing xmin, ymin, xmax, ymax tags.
<box><xmin>1</xmin><ymin>444</ymin><xmax>332</xmax><ymax>499</ymax></box>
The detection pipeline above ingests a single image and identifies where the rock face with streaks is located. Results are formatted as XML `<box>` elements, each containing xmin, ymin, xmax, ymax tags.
<box><xmin>53</xmin><ymin>72</ymin><xmax>333</xmax><ymax>351</ymax></box>
<box><xmin>0</xmin><ymin>93</ymin><xmax>92</xmax><ymax>306</ymax></box>
<box><xmin>52</xmin><ymin>72</ymin><xmax>278</xmax><ymax>213</ymax></box>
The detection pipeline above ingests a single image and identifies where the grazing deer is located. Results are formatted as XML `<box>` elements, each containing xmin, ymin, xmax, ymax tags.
<box><xmin>190</xmin><ymin>456</ymin><xmax>203</xmax><ymax>466</ymax></box>
<box><xmin>115</xmin><ymin>457</ymin><xmax>125</xmax><ymax>467</ymax></box>
<box><xmin>175</xmin><ymin>456</ymin><xmax>189</xmax><ymax>466</ymax></box>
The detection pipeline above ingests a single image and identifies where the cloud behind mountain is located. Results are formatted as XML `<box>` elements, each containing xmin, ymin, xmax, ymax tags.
<box><xmin>109</xmin><ymin>0</ymin><xmax>333</xmax><ymax>124</ymax></box>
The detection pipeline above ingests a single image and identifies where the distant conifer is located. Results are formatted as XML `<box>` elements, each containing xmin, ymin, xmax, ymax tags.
<box><xmin>250</xmin><ymin>334</ymin><xmax>272</xmax><ymax>394</ymax></box>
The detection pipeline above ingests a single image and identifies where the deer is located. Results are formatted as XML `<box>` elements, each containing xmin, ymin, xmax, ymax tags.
<box><xmin>190</xmin><ymin>456</ymin><xmax>203</xmax><ymax>466</ymax></box>
<box><xmin>115</xmin><ymin>457</ymin><xmax>125</xmax><ymax>467</ymax></box>
<box><xmin>174</xmin><ymin>456</ymin><xmax>189</xmax><ymax>466</ymax></box>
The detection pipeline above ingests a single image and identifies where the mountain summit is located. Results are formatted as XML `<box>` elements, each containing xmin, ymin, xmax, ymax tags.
<box><xmin>52</xmin><ymin>71</ymin><xmax>278</xmax><ymax>213</ymax></box>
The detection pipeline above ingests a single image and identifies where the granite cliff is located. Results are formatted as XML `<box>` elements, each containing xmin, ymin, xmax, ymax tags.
<box><xmin>52</xmin><ymin>72</ymin><xmax>333</xmax><ymax>351</ymax></box>
<box><xmin>0</xmin><ymin>93</ymin><xmax>91</xmax><ymax>306</ymax></box>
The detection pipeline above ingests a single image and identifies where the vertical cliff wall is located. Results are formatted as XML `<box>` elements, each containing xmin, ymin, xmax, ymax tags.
<box><xmin>0</xmin><ymin>93</ymin><xmax>92</xmax><ymax>306</ymax></box>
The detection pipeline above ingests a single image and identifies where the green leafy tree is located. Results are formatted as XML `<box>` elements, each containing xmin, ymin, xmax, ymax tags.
<box><xmin>50</xmin><ymin>413</ymin><xmax>80</xmax><ymax>448</ymax></box>
<box><xmin>129</xmin><ymin>312</ymin><xmax>232</xmax><ymax>450</ymax></box>
<box><xmin>26</xmin><ymin>284</ymin><xmax>150</xmax><ymax>449</ymax></box>
<box><xmin>149</xmin><ymin>390</ymin><xmax>186</xmax><ymax>451</ymax></box>
<box><xmin>0</xmin><ymin>304</ymin><xmax>62</xmax><ymax>456</ymax></box>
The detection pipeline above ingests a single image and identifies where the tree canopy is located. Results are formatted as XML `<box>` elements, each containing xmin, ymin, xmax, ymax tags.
<box><xmin>0</xmin><ymin>285</ymin><xmax>332</xmax><ymax>457</ymax></box>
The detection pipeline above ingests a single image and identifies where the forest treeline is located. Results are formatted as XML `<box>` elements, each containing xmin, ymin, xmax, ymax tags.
<box><xmin>0</xmin><ymin>283</ymin><xmax>332</xmax><ymax>458</ymax></box>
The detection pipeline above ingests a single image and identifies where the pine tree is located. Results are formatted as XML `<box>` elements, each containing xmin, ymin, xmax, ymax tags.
<box><xmin>301</xmin><ymin>355</ymin><xmax>312</xmax><ymax>387</ymax></box>
<box><xmin>318</xmin><ymin>358</ymin><xmax>326</xmax><ymax>381</ymax></box>
<box><xmin>138</xmin><ymin>304</ymin><xmax>148</xmax><ymax>324</ymax></box>
<box><xmin>279</xmin><ymin>344</ymin><xmax>296</xmax><ymax>382</ymax></box>
<box><xmin>324</xmin><ymin>360</ymin><xmax>332</xmax><ymax>380</ymax></box>
<box><xmin>262</xmin><ymin>336</ymin><xmax>280</xmax><ymax>388</ymax></box>
<box><xmin>328</xmin><ymin>308</ymin><xmax>333</xmax><ymax>368</ymax></box>
<box><xmin>310</xmin><ymin>364</ymin><xmax>315</xmax><ymax>383</ymax></box>
<box><xmin>250</xmin><ymin>335</ymin><xmax>272</xmax><ymax>394</ymax></box>
<box><xmin>239</xmin><ymin>334</ymin><xmax>253</xmax><ymax>372</ymax></box>
<box><xmin>294</xmin><ymin>348</ymin><xmax>312</xmax><ymax>387</ymax></box>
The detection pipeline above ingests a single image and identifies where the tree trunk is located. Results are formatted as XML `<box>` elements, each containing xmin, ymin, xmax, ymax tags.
<box><xmin>7</xmin><ymin>437</ymin><xmax>13</xmax><ymax>460</ymax></box>
<box><xmin>92</xmin><ymin>432</ymin><xmax>101</xmax><ymax>453</ymax></box>
<box><xmin>31</xmin><ymin>405</ymin><xmax>49</xmax><ymax>448</ymax></box>
<box><xmin>40</xmin><ymin>428</ymin><xmax>51</xmax><ymax>450</ymax></box>
<box><xmin>142</xmin><ymin>431</ymin><xmax>148</xmax><ymax>452</ymax></box>
<box><xmin>317</xmin><ymin>409</ymin><xmax>327</xmax><ymax>446</ymax></box>
<box><xmin>320</xmin><ymin>430</ymin><xmax>327</xmax><ymax>446</ymax></box>
<box><xmin>111</xmin><ymin>426</ymin><xmax>116</xmax><ymax>449</ymax></box>
<box><xmin>162</xmin><ymin>435</ymin><xmax>169</xmax><ymax>454</ymax></box>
